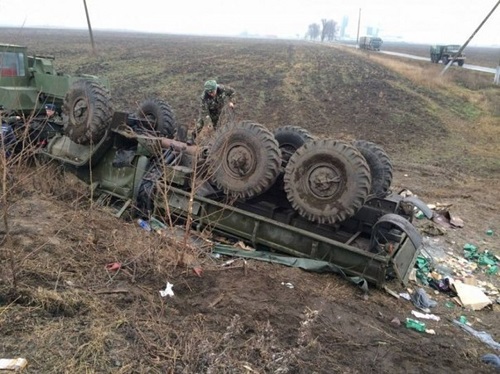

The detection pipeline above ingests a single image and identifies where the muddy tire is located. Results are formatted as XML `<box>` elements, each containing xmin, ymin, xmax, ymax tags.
<box><xmin>135</xmin><ymin>98</ymin><xmax>176</xmax><ymax>138</ymax></box>
<box><xmin>353</xmin><ymin>140</ymin><xmax>393</xmax><ymax>198</ymax></box>
<box><xmin>274</xmin><ymin>125</ymin><xmax>314</xmax><ymax>167</ymax></box>
<box><xmin>63</xmin><ymin>80</ymin><xmax>113</xmax><ymax>145</ymax></box>
<box><xmin>208</xmin><ymin>121</ymin><xmax>281</xmax><ymax>199</ymax></box>
<box><xmin>458</xmin><ymin>60</ymin><xmax>464</xmax><ymax>67</ymax></box>
<box><xmin>284</xmin><ymin>139</ymin><xmax>371</xmax><ymax>224</ymax></box>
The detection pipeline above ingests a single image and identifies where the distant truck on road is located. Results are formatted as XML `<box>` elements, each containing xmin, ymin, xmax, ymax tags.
<box><xmin>358</xmin><ymin>36</ymin><xmax>383</xmax><ymax>51</ymax></box>
<box><xmin>430</xmin><ymin>45</ymin><xmax>465</xmax><ymax>66</ymax></box>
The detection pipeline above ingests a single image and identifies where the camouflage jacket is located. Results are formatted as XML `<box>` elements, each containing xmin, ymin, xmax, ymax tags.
<box><xmin>197</xmin><ymin>84</ymin><xmax>235</xmax><ymax>127</ymax></box>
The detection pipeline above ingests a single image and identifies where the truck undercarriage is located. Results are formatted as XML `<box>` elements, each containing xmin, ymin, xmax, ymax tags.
<box><xmin>2</xmin><ymin>98</ymin><xmax>428</xmax><ymax>289</ymax></box>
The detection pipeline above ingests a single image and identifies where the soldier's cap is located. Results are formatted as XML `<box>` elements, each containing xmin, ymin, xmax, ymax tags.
<box><xmin>204</xmin><ymin>80</ymin><xmax>217</xmax><ymax>92</ymax></box>
<box><xmin>45</xmin><ymin>104</ymin><xmax>56</xmax><ymax>111</ymax></box>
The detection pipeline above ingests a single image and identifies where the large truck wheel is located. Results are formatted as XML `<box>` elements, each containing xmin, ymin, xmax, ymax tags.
<box><xmin>442</xmin><ymin>56</ymin><xmax>449</xmax><ymax>65</ymax></box>
<box><xmin>458</xmin><ymin>60</ymin><xmax>464</xmax><ymax>67</ymax></box>
<box><xmin>208</xmin><ymin>121</ymin><xmax>281</xmax><ymax>199</ymax></box>
<box><xmin>135</xmin><ymin>98</ymin><xmax>176</xmax><ymax>139</ymax></box>
<box><xmin>284</xmin><ymin>139</ymin><xmax>371</xmax><ymax>224</ymax></box>
<box><xmin>274</xmin><ymin>125</ymin><xmax>314</xmax><ymax>167</ymax></box>
<box><xmin>353</xmin><ymin>140</ymin><xmax>393</xmax><ymax>198</ymax></box>
<box><xmin>63</xmin><ymin>80</ymin><xmax>113</xmax><ymax>145</ymax></box>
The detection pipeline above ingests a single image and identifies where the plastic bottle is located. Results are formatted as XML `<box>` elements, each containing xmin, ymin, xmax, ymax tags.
<box><xmin>137</xmin><ymin>218</ymin><xmax>152</xmax><ymax>232</ymax></box>
<box><xmin>405</xmin><ymin>318</ymin><xmax>426</xmax><ymax>332</ymax></box>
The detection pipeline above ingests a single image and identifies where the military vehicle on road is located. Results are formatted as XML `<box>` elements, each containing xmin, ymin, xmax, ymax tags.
<box><xmin>359</xmin><ymin>36</ymin><xmax>383</xmax><ymax>51</ymax></box>
<box><xmin>430</xmin><ymin>45</ymin><xmax>465</xmax><ymax>66</ymax></box>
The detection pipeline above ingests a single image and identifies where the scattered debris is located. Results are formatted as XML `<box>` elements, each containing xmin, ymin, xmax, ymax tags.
<box><xmin>105</xmin><ymin>262</ymin><xmax>122</xmax><ymax>272</ymax></box>
<box><xmin>420</xmin><ymin>221</ymin><xmax>447</xmax><ymax>236</ymax></box>
<box><xmin>405</xmin><ymin>318</ymin><xmax>426</xmax><ymax>332</ymax></box>
<box><xmin>150</xmin><ymin>217</ymin><xmax>167</xmax><ymax>235</ymax></box>
<box><xmin>221</xmin><ymin>259</ymin><xmax>237</xmax><ymax>267</ymax></box>
<box><xmin>192</xmin><ymin>266</ymin><xmax>203</xmax><ymax>277</ymax></box>
<box><xmin>411</xmin><ymin>310</ymin><xmax>440</xmax><ymax>321</ymax></box>
<box><xmin>459</xmin><ymin>315</ymin><xmax>468</xmax><ymax>325</ymax></box>
<box><xmin>137</xmin><ymin>218</ymin><xmax>151</xmax><ymax>231</ymax></box>
<box><xmin>383</xmin><ymin>286</ymin><xmax>400</xmax><ymax>299</ymax></box>
<box><xmin>399</xmin><ymin>292</ymin><xmax>411</xmax><ymax>301</ymax></box>
<box><xmin>453</xmin><ymin>320</ymin><xmax>500</xmax><ymax>351</ymax></box>
<box><xmin>411</xmin><ymin>288</ymin><xmax>437</xmax><ymax>312</ymax></box>
<box><xmin>482</xmin><ymin>354</ymin><xmax>500</xmax><ymax>369</ymax></box>
<box><xmin>463</xmin><ymin>243</ymin><xmax>498</xmax><ymax>275</ymax></box>
<box><xmin>452</xmin><ymin>281</ymin><xmax>492</xmax><ymax>310</ymax></box>
<box><xmin>159</xmin><ymin>282</ymin><xmax>174</xmax><ymax>298</ymax></box>
<box><xmin>0</xmin><ymin>358</ymin><xmax>28</xmax><ymax>371</ymax></box>
<box><xmin>432</xmin><ymin>210</ymin><xmax>464</xmax><ymax>228</ymax></box>
<box><xmin>390</xmin><ymin>317</ymin><xmax>401</xmax><ymax>326</ymax></box>
<box><xmin>281</xmin><ymin>282</ymin><xmax>294</xmax><ymax>289</ymax></box>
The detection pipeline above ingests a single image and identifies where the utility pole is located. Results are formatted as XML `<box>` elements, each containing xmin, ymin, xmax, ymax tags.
<box><xmin>441</xmin><ymin>0</ymin><xmax>500</xmax><ymax>76</ymax></box>
<box><xmin>356</xmin><ymin>8</ymin><xmax>361</xmax><ymax>48</ymax></box>
<box><xmin>83</xmin><ymin>0</ymin><xmax>96</xmax><ymax>56</ymax></box>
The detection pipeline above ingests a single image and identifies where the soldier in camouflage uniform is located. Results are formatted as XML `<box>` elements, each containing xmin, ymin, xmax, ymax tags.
<box><xmin>192</xmin><ymin>79</ymin><xmax>235</xmax><ymax>141</ymax></box>
<box><xmin>44</xmin><ymin>104</ymin><xmax>63</xmax><ymax>125</ymax></box>
<box><xmin>28</xmin><ymin>104</ymin><xmax>64</xmax><ymax>145</ymax></box>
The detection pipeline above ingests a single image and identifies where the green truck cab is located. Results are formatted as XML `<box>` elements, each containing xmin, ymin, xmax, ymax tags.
<box><xmin>430</xmin><ymin>45</ymin><xmax>465</xmax><ymax>66</ymax></box>
<box><xmin>0</xmin><ymin>43</ymin><xmax>110</xmax><ymax>116</ymax></box>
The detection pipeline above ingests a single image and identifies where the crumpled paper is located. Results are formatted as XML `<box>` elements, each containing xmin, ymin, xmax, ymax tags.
<box><xmin>159</xmin><ymin>282</ymin><xmax>174</xmax><ymax>298</ymax></box>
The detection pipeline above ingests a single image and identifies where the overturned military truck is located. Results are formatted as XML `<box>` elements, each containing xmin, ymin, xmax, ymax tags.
<box><xmin>3</xmin><ymin>92</ymin><xmax>429</xmax><ymax>288</ymax></box>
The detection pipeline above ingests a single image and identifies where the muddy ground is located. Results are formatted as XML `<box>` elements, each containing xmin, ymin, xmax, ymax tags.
<box><xmin>1</xmin><ymin>29</ymin><xmax>500</xmax><ymax>373</ymax></box>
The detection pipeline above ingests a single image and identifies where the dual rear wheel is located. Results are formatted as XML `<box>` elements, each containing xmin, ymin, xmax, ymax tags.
<box><xmin>208</xmin><ymin>123</ymin><xmax>393</xmax><ymax>224</ymax></box>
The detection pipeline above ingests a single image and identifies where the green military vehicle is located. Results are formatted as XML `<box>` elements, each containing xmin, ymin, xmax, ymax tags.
<box><xmin>4</xmin><ymin>94</ymin><xmax>429</xmax><ymax>288</ymax></box>
<box><xmin>2</xmin><ymin>43</ymin><xmax>428</xmax><ymax>288</ymax></box>
<box><xmin>430</xmin><ymin>45</ymin><xmax>465</xmax><ymax>66</ymax></box>
<box><xmin>0</xmin><ymin>43</ymin><xmax>114</xmax><ymax>144</ymax></box>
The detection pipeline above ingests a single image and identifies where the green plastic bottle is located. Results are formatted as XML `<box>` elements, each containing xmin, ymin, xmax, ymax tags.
<box><xmin>406</xmin><ymin>318</ymin><xmax>426</xmax><ymax>332</ymax></box>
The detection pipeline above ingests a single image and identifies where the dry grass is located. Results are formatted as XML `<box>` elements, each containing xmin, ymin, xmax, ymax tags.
<box><xmin>340</xmin><ymin>47</ymin><xmax>500</xmax><ymax>176</ymax></box>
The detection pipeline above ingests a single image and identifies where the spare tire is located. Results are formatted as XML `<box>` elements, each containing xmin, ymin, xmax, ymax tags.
<box><xmin>284</xmin><ymin>139</ymin><xmax>371</xmax><ymax>224</ymax></box>
<box><xmin>63</xmin><ymin>80</ymin><xmax>113</xmax><ymax>145</ymax></box>
<box><xmin>135</xmin><ymin>98</ymin><xmax>176</xmax><ymax>139</ymax></box>
<box><xmin>353</xmin><ymin>140</ymin><xmax>393</xmax><ymax>198</ymax></box>
<box><xmin>208</xmin><ymin>121</ymin><xmax>281</xmax><ymax>199</ymax></box>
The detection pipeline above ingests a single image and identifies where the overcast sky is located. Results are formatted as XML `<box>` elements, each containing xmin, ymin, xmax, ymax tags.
<box><xmin>0</xmin><ymin>0</ymin><xmax>499</xmax><ymax>46</ymax></box>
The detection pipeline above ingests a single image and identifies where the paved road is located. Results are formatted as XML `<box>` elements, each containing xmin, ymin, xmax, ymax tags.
<box><xmin>381</xmin><ymin>50</ymin><xmax>497</xmax><ymax>74</ymax></box>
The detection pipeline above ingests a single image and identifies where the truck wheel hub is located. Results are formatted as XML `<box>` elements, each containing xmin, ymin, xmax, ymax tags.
<box><xmin>308</xmin><ymin>165</ymin><xmax>342</xmax><ymax>198</ymax></box>
<box><xmin>226</xmin><ymin>143</ymin><xmax>255</xmax><ymax>177</ymax></box>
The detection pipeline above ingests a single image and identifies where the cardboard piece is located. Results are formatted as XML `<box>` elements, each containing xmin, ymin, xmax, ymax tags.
<box><xmin>453</xmin><ymin>282</ymin><xmax>492</xmax><ymax>310</ymax></box>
